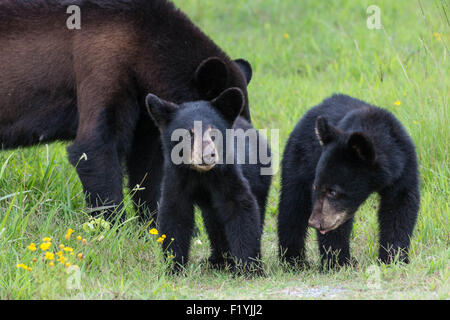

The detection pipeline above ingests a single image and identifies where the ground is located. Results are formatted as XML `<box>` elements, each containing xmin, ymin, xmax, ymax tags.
<box><xmin>0</xmin><ymin>0</ymin><xmax>448</xmax><ymax>299</ymax></box>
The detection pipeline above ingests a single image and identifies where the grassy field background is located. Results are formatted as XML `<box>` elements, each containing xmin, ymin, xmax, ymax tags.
<box><xmin>0</xmin><ymin>0</ymin><xmax>448</xmax><ymax>299</ymax></box>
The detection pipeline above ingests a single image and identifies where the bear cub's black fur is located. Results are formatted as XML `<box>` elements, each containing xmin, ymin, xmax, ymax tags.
<box><xmin>146</xmin><ymin>88</ymin><xmax>272</xmax><ymax>274</ymax></box>
<box><xmin>278</xmin><ymin>94</ymin><xmax>419</xmax><ymax>269</ymax></box>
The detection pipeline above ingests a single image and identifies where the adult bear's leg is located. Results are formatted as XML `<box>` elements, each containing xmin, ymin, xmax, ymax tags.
<box><xmin>127</xmin><ymin>115</ymin><xmax>164</xmax><ymax>224</ymax></box>
<box><xmin>67</xmin><ymin>134</ymin><xmax>124</xmax><ymax>221</ymax></box>
<box><xmin>67</xmin><ymin>73</ymin><xmax>139</xmax><ymax>222</ymax></box>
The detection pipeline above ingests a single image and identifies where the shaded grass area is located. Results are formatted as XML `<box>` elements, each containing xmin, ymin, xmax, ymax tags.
<box><xmin>0</xmin><ymin>0</ymin><xmax>448</xmax><ymax>299</ymax></box>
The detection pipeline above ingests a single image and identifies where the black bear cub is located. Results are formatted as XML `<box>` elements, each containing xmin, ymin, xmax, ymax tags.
<box><xmin>278</xmin><ymin>94</ymin><xmax>419</xmax><ymax>269</ymax></box>
<box><xmin>145</xmin><ymin>88</ymin><xmax>272</xmax><ymax>274</ymax></box>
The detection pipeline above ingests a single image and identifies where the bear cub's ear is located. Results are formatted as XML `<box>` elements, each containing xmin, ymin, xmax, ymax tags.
<box><xmin>212</xmin><ymin>87</ymin><xmax>245</xmax><ymax>124</ymax></box>
<box><xmin>145</xmin><ymin>93</ymin><xmax>179</xmax><ymax>128</ymax></box>
<box><xmin>315</xmin><ymin>116</ymin><xmax>340</xmax><ymax>146</ymax></box>
<box><xmin>347</xmin><ymin>132</ymin><xmax>376</xmax><ymax>164</ymax></box>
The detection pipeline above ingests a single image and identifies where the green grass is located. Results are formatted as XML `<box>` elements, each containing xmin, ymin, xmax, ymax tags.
<box><xmin>1</xmin><ymin>0</ymin><xmax>449</xmax><ymax>299</ymax></box>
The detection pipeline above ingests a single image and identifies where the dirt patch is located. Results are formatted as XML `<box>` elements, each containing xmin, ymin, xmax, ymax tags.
<box><xmin>278</xmin><ymin>286</ymin><xmax>347</xmax><ymax>299</ymax></box>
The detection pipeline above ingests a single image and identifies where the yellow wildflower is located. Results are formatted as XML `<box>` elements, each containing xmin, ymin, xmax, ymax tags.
<box><xmin>16</xmin><ymin>263</ymin><xmax>31</xmax><ymax>271</ymax></box>
<box><xmin>413</xmin><ymin>120</ymin><xmax>419</xmax><ymax>125</ymax></box>
<box><xmin>63</xmin><ymin>247</ymin><xmax>74</xmax><ymax>252</ymax></box>
<box><xmin>65</xmin><ymin>262</ymin><xmax>71</xmax><ymax>268</ymax></box>
<box><xmin>168</xmin><ymin>255</ymin><xmax>175</xmax><ymax>259</ymax></box>
<box><xmin>59</xmin><ymin>244</ymin><xmax>65</xmax><ymax>249</ymax></box>
<box><xmin>42</xmin><ymin>237</ymin><xmax>51</xmax><ymax>242</ymax></box>
<box><xmin>149</xmin><ymin>228</ymin><xmax>158</xmax><ymax>235</ymax></box>
<box><xmin>56</xmin><ymin>251</ymin><xmax>63</xmax><ymax>256</ymax></box>
<box><xmin>44</xmin><ymin>252</ymin><xmax>54</xmax><ymax>261</ymax></box>
<box><xmin>394</xmin><ymin>100</ymin><xmax>401</xmax><ymax>106</ymax></box>
<box><xmin>40</xmin><ymin>242</ymin><xmax>51</xmax><ymax>251</ymax></box>
<box><xmin>27</xmin><ymin>243</ymin><xmax>37</xmax><ymax>251</ymax></box>
<box><xmin>65</xmin><ymin>228</ymin><xmax>75</xmax><ymax>240</ymax></box>
<box><xmin>157</xmin><ymin>236</ymin><xmax>165</xmax><ymax>244</ymax></box>
<box><xmin>77</xmin><ymin>253</ymin><xmax>84</xmax><ymax>260</ymax></box>
<box><xmin>76</xmin><ymin>235</ymin><xmax>82</xmax><ymax>241</ymax></box>
<box><xmin>82</xmin><ymin>239</ymin><xmax>87</xmax><ymax>244</ymax></box>
<box><xmin>283</xmin><ymin>33</ymin><xmax>290</xmax><ymax>39</ymax></box>
<box><xmin>49</xmin><ymin>262</ymin><xmax>54</xmax><ymax>267</ymax></box>
<box><xmin>433</xmin><ymin>32</ymin><xmax>441</xmax><ymax>42</ymax></box>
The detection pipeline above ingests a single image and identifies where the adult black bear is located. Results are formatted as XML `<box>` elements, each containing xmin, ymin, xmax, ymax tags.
<box><xmin>145</xmin><ymin>88</ymin><xmax>272</xmax><ymax>274</ymax></box>
<box><xmin>278</xmin><ymin>94</ymin><xmax>419</xmax><ymax>268</ymax></box>
<box><xmin>0</xmin><ymin>0</ymin><xmax>252</xmax><ymax>222</ymax></box>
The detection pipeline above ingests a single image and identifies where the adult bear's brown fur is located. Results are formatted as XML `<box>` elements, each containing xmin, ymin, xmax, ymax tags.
<box><xmin>0</xmin><ymin>0</ymin><xmax>253</xmax><ymax>222</ymax></box>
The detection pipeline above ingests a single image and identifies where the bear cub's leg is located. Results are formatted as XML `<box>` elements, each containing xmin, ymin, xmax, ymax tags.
<box><xmin>378</xmin><ymin>183</ymin><xmax>420</xmax><ymax>264</ymax></box>
<box><xmin>317</xmin><ymin>218</ymin><xmax>354</xmax><ymax>269</ymax></box>
<box><xmin>200</xmin><ymin>205</ymin><xmax>232</xmax><ymax>269</ymax></box>
<box><xmin>214</xmin><ymin>179</ymin><xmax>263</xmax><ymax>275</ymax></box>
<box><xmin>157</xmin><ymin>183</ymin><xmax>195</xmax><ymax>273</ymax></box>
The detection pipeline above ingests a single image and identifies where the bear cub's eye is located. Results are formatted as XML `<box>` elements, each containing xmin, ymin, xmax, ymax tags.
<box><xmin>327</xmin><ymin>189</ymin><xmax>338</xmax><ymax>198</ymax></box>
